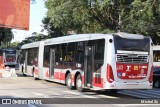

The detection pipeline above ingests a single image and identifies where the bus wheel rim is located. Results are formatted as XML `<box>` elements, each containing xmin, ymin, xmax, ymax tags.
<box><xmin>68</xmin><ymin>78</ymin><xmax>71</xmax><ymax>86</ymax></box>
<box><xmin>77</xmin><ymin>78</ymin><xmax>82</xmax><ymax>88</ymax></box>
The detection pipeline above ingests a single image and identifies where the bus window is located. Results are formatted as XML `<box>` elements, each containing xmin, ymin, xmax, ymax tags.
<box><xmin>76</xmin><ymin>50</ymin><xmax>84</xmax><ymax>63</ymax></box>
<box><xmin>28</xmin><ymin>48</ymin><xmax>38</xmax><ymax>66</ymax></box>
<box><xmin>153</xmin><ymin>50</ymin><xmax>160</xmax><ymax>62</ymax></box>
<box><xmin>61</xmin><ymin>43</ymin><xmax>76</xmax><ymax>62</ymax></box>
<box><xmin>87</xmin><ymin>39</ymin><xmax>105</xmax><ymax>71</ymax></box>
<box><xmin>18</xmin><ymin>50</ymin><xmax>24</xmax><ymax>64</ymax></box>
<box><xmin>43</xmin><ymin>46</ymin><xmax>50</xmax><ymax>67</ymax></box>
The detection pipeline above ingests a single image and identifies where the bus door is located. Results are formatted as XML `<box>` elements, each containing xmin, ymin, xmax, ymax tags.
<box><xmin>49</xmin><ymin>48</ymin><xmax>55</xmax><ymax>79</ymax></box>
<box><xmin>24</xmin><ymin>51</ymin><xmax>28</xmax><ymax>74</ymax></box>
<box><xmin>84</xmin><ymin>46</ymin><xmax>95</xmax><ymax>87</ymax></box>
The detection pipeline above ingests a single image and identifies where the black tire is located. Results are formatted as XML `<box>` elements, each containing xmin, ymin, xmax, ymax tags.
<box><xmin>66</xmin><ymin>73</ymin><xmax>73</xmax><ymax>90</ymax></box>
<box><xmin>76</xmin><ymin>75</ymin><xmax>84</xmax><ymax>92</ymax></box>
<box><xmin>22</xmin><ymin>66</ymin><xmax>26</xmax><ymax>76</ymax></box>
<box><xmin>33</xmin><ymin>71</ymin><xmax>39</xmax><ymax>80</ymax></box>
<box><xmin>154</xmin><ymin>80</ymin><xmax>160</xmax><ymax>88</ymax></box>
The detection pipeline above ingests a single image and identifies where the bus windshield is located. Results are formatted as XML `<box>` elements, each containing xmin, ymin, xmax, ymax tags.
<box><xmin>4</xmin><ymin>49</ymin><xmax>16</xmax><ymax>63</ymax></box>
<box><xmin>114</xmin><ymin>36</ymin><xmax>150</xmax><ymax>53</ymax></box>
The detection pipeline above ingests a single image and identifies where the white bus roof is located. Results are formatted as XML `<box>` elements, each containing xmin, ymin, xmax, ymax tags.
<box><xmin>21</xmin><ymin>33</ymin><xmax>149</xmax><ymax>48</ymax></box>
<box><xmin>44</xmin><ymin>34</ymin><xmax>111</xmax><ymax>46</ymax></box>
<box><xmin>21</xmin><ymin>41</ymin><xmax>41</xmax><ymax>49</ymax></box>
<box><xmin>153</xmin><ymin>45</ymin><xmax>160</xmax><ymax>50</ymax></box>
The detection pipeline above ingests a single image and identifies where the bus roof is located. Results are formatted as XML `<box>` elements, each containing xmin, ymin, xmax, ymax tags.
<box><xmin>21</xmin><ymin>41</ymin><xmax>41</xmax><ymax>49</ymax></box>
<box><xmin>21</xmin><ymin>33</ymin><xmax>149</xmax><ymax>49</ymax></box>
<box><xmin>44</xmin><ymin>34</ymin><xmax>111</xmax><ymax>46</ymax></box>
<box><xmin>153</xmin><ymin>45</ymin><xmax>160</xmax><ymax>50</ymax></box>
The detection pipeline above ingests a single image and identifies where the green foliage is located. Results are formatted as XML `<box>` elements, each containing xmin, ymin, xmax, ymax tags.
<box><xmin>41</xmin><ymin>0</ymin><xmax>159</xmax><ymax>44</ymax></box>
<box><xmin>19</xmin><ymin>32</ymin><xmax>49</xmax><ymax>47</ymax></box>
<box><xmin>43</xmin><ymin>0</ymin><xmax>133</xmax><ymax>34</ymax></box>
<box><xmin>0</xmin><ymin>28</ymin><xmax>14</xmax><ymax>46</ymax></box>
<box><xmin>0</xmin><ymin>42</ymin><xmax>19</xmax><ymax>49</ymax></box>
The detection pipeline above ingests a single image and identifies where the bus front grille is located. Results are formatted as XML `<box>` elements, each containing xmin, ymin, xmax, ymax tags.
<box><xmin>116</xmin><ymin>54</ymin><xmax>148</xmax><ymax>63</ymax></box>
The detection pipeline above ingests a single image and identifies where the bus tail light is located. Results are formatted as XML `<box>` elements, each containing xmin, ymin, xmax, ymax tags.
<box><xmin>149</xmin><ymin>67</ymin><xmax>153</xmax><ymax>83</ymax></box>
<box><xmin>107</xmin><ymin>64</ymin><xmax>114</xmax><ymax>83</ymax></box>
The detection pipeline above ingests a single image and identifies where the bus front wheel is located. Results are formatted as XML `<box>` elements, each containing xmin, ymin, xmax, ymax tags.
<box><xmin>22</xmin><ymin>66</ymin><xmax>26</xmax><ymax>76</ymax></box>
<box><xmin>66</xmin><ymin>73</ymin><xmax>73</xmax><ymax>90</ymax></box>
<box><xmin>76</xmin><ymin>74</ymin><xmax>84</xmax><ymax>92</ymax></box>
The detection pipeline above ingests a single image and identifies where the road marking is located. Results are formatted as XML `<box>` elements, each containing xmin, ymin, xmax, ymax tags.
<box><xmin>64</xmin><ymin>91</ymin><xmax>97</xmax><ymax>98</ymax></box>
<box><xmin>64</xmin><ymin>91</ymin><xmax>80</xmax><ymax>95</ymax></box>
<box><xmin>64</xmin><ymin>91</ymin><xmax>118</xmax><ymax>98</ymax></box>
<box><xmin>113</xmin><ymin>104</ymin><xmax>160</xmax><ymax>107</ymax></box>
<box><xmin>10</xmin><ymin>92</ymin><xmax>24</xmax><ymax>98</ymax></box>
<box><xmin>96</xmin><ymin>94</ymin><xmax>118</xmax><ymax>99</ymax></box>
<box><xmin>32</xmin><ymin>92</ymin><xmax>44</xmax><ymax>96</ymax></box>
<box><xmin>28</xmin><ymin>104</ymin><xmax>37</xmax><ymax>107</ymax></box>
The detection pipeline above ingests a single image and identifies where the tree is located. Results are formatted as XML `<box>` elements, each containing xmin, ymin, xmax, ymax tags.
<box><xmin>18</xmin><ymin>32</ymin><xmax>49</xmax><ymax>47</ymax></box>
<box><xmin>44</xmin><ymin>0</ymin><xmax>134</xmax><ymax>34</ymax></box>
<box><xmin>0</xmin><ymin>28</ymin><xmax>14</xmax><ymax>46</ymax></box>
<box><xmin>120</xmin><ymin>0</ymin><xmax>160</xmax><ymax>44</ymax></box>
<box><xmin>42</xmin><ymin>0</ymin><xmax>160</xmax><ymax>43</ymax></box>
<box><xmin>0</xmin><ymin>41</ymin><xmax>20</xmax><ymax>49</ymax></box>
<box><xmin>44</xmin><ymin>0</ymin><xmax>108</xmax><ymax>34</ymax></box>
<box><xmin>42</xmin><ymin>17</ymin><xmax>64</xmax><ymax>38</ymax></box>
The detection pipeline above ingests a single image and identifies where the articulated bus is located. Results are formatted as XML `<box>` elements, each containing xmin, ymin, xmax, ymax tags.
<box><xmin>19</xmin><ymin>32</ymin><xmax>153</xmax><ymax>92</ymax></box>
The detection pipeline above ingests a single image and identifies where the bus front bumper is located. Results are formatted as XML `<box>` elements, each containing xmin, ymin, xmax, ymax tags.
<box><xmin>107</xmin><ymin>81</ymin><xmax>153</xmax><ymax>89</ymax></box>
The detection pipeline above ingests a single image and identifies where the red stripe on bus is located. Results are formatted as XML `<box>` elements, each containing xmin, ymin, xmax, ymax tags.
<box><xmin>35</xmin><ymin>69</ymin><xmax>38</xmax><ymax>75</ymax></box>
<box><xmin>53</xmin><ymin>72</ymin><xmax>65</xmax><ymax>80</ymax></box>
<box><xmin>82</xmin><ymin>76</ymin><xmax>84</xmax><ymax>84</ymax></box>
<box><xmin>93</xmin><ymin>77</ymin><xmax>103</xmax><ymax>88</ymax></box>
<box><xmin>46</xmin><ymin>71</ymin><xmax>49</xmax><ymax>77</ymax></box>
<box><xmin>60</xmin><ymin>72</ymin><xmax>65</xmax><ymax>80</ymax></box>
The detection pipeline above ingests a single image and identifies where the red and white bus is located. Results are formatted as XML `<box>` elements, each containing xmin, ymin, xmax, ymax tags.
<box><xmin>0</xmin><ymin>49</ymin><xmax>17</xmax><ymax>68</ymax></box>
<box><xmin>20</xmin><ymin>32</ymin><xmax>153</xmax><ymax>92</ymax></box>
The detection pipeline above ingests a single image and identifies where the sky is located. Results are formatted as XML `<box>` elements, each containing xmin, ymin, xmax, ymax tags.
<box><xmin>11</xmin><ymin>0</ymin><xmax>47</xmax><ymax>42</ymax></box>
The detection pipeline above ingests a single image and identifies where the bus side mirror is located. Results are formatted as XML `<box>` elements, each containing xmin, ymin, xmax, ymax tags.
<box><xmin>109</xmin><ymin>39</ymin><xmax>113</xmax><ymax>43</ymax></box>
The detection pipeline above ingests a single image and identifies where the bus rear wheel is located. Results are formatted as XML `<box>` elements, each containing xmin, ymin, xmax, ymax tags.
<box><xmin>33</xmin><ymin>71</ymin><xmax>39</xmax><ymax>80</ymax></box>
<box><xmin>66</xmin><ymin>73</ymin><xmax>73</xmax><ymax>90</ymax></box>
<box><xmin>76</xmin><ymin>74</ymin><xmax>84</xmax><ymax>92</ymax></box>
